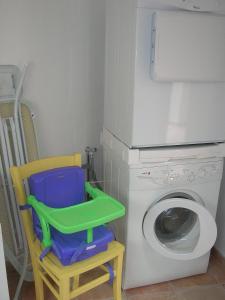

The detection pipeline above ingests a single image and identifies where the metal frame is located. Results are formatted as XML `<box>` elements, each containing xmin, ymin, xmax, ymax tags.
<box><xmin>0</xmin><ymin>133</ymin><xmax>18</xmax><ymax>254</ymax></box>
<box><xmin>2</xmin><ymin>118</ymin><xmax>24</xmax><ymax>250</ymax></box>
<box><xmin>0</xmin><ymin>64</ymin><xmax>34</xmax><ymax>300</ymax></box>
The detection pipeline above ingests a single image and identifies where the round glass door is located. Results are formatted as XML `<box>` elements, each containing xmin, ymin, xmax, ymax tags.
<box><xmin>155</xmin><ymin>206</ymin><xmax>200</xmax><ymax>253</ymax></box>
<box><xmin>143</xmin><ymin>197</ymin><xmax>217</xmax><ymax>260</ymax></box>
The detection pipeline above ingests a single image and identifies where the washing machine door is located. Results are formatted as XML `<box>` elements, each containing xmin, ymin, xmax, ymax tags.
<box><xmin>143</xmin><ymin>198</ymin><xmax>217</xmax><ymax>260</ymax></box>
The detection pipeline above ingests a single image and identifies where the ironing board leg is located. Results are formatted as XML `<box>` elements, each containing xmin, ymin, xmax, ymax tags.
<box><xmin>113</xmin><ymin>253</ymin><xmax>123</xmax><ymax>300</ymax></box>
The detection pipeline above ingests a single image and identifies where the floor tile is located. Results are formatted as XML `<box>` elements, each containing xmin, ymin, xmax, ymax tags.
<box><xmin>21</xmin><ymin>282</ymin><xmax>36</xmax><ymax>300</ymax></box>
<box><xmin>170</xmin><ymin>273</ymin><xmax>217</xmax><ymax>290</ymax></box>
<box><xmin>176</xmin><ymin>285</ymin><xmax>225</xmax><ymax>300</ymax></box>
<box><xmin>6</xmin><ymin>267</ymin><xmax>20</xmax><ymax>299</ymax></box>
<box><xmin>126</xmin><ymin>291</ymin><xmax>177</xmax><ymax>300</ymax></box>
<box><xmin>80</xmin><ymin>283</ymin><xmax>113</xmax><ymax>300</ymax></box>
<box><xmin>211</xmin><ymin>249</ymin><xmax>225</xmax><ymax>267</ymax></box>
<box><xmin>6</xmin><ymin>249</ymin><xmax>225</xmax><ymax>299</ymax></box>
<box><xmin>125</xmin><ymin>287</ymin><xmax>145</xmax><ymax>297</ymax></box>
<box><xmin>77</xmin><ymin>285</ymin><xmax>127</xmax><ymax>300</ymax></box>
<box><xmin>125</xmin><ymin>282</ymin><xmax>173</xmax><ymax>298</ymax></box>
<box><xmin>208</xmin><ymin>257</ymin><xmax>225</xmax><ymax>284</ymax></box>
<box><xmin>141</xmin><ymin>282</ymin><xmax>173</xmax><ymax>294</ymax></box>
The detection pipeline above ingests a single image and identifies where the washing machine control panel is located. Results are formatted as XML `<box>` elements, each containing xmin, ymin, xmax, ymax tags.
<box><xmin>137</xmin><ymin>159</ymin><xmax>223</xmax><ymax>186</ymax></box>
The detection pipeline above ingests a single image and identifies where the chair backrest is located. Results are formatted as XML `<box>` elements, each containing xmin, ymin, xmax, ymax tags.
<box><xmin>29</xmin><ymin>166</ymin><xmax>85</xmax><ymax>208</ymax></box>
<box><xmin>10</xmin><ymin>153</ymin><xmax>81</xmax><ymax>250</ymax></box>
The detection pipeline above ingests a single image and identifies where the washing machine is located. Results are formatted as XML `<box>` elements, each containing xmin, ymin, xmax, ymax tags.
<box><xmin>104</xmin><ymin>0</ymin><xmax>225</xmax><ymax>148</ymax></box>
<box><xmin>102</xmin><ymin>129</ymin><xmax>225</xmax><ymax>289</ymax></box>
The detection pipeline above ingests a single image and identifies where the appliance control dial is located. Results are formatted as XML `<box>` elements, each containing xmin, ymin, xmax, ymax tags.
<box><xmin>209</xmin><ymin>164</ymin><xmax>219</xmax><ymax>175</ymax></box>
<box><xmin>169</xmin><ymin>173</ymin><xmax>179</xmax><ymax>182</ymax></box>
<box><xmin>198</xmin><ymin>167</ymin><xmax>207</xmax><ymax>178</ymax></box>
<box><xmin>187</xmin><ymin>172</ymin><xmax>196</xmax><ymax>183</ymax></box>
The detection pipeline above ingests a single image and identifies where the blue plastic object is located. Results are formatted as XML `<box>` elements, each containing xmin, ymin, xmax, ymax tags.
<box><xmin>29</xmin><ymin>166</ymin><xmax>85</xmax><ymax>240</ymax></box>
<box><xmin>28</xmin><ymin>166</ymin><xmax>115</xmax><ymax>266</ymax></box>
<box><xmin>29</xmin><ymin>166</ymin><xmax>85</xmax><ymax>208</ymax></box>
<box><xmin>50</xmin><ymin>226</ymin><xmax>114</xmax><ymax>266</ymax></box>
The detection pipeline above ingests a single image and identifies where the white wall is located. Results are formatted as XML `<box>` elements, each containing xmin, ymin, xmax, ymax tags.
<box><xmin>0</xmin><ymin>0</ymin><xmax>105</xmax><ymax>167</ymax></box>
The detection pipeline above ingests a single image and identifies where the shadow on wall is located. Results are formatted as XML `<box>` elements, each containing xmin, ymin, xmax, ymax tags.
<box><xmin>0</xmin><ymin>0</ymin><xmax>106</xmax><ymax>162</ymax></box>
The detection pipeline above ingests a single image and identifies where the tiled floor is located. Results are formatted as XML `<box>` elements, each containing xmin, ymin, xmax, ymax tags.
<box><xmin>7</xmin><ymin>249</ymin><xmax>225</xmax><ymax>300</ymax></box>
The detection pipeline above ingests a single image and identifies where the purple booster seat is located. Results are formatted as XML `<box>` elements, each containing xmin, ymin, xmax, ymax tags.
<box><xmin>28</xmin><ymin>166</ymin><xmax>114</xmax><ymax>266</ymax></box>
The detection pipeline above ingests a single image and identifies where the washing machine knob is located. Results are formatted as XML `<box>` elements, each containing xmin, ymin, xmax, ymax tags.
<box><xmin>188</xmin><ymin>172</ymin><xmax>195</xmax><ymax>182</ymax></box>
<box><xmin>168</xmin><ymin>173</ymin><xmax>179</xmax><ymax>183</ymax></box>
<box><xmin>199</xmin><ymin>167</ymin><xmax>207</xmax><ymax>178</ymax></box>
<box><xmin>169</xmin><ymin>176</ymin><xmax>175</xmax><ymax>182</ymax></box>
<box><xmin>210</xmin><ymin>165</ymin><xmax>218</xmax><ymax>174</ymax></box>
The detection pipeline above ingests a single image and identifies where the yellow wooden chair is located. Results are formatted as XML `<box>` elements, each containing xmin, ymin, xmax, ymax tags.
<box><xmin>10</xmin><ymin>153</ymin><xmax>124</xmax><ymax>300</ymax></box>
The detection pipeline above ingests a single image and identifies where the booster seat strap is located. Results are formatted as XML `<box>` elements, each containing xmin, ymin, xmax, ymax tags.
<box><xmin>40</xmin><ymin>246</ymin><xmax>52</xmax><ymax>261</ymax></box>
<box><xmin>105</xmin><ymin>263</ymin><xmax>114</xmax><ymax>285</ymax></box>
<box><xmin>70</xmin><ymin>241</ymin><xmax>86</xmax><ymax>264</ymax></box>
<box><xmin>19</xmin><ymin>204</ymin><xmax>32</xmax><ymax>211</ymax></box>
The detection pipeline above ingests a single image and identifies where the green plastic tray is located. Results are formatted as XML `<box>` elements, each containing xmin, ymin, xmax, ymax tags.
<box><xmin>28</xmin><ymin>182</ymin><xmax>125</xmax><ymax>247</ymax></box>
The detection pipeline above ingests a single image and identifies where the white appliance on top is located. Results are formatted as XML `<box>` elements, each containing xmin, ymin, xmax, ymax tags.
<box><xmin>104</xmin><ymin>0</ymin><xmax>225</xmax><ymax>147</ymax></box>
<box><xmin>102</xmin><ymin>129</ymin><xmax>225</xmax><ymax>288</ymax></box>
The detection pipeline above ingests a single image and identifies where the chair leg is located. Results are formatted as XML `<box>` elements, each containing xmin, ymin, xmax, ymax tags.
<box><xmin>74</xmin><ymin>275</ymin><xmax>80</xmax><ymax>289</ymax></box>
<box><xmin>71</xmin><ymin>275</ymin><xmax>79</xmax><ymax>291</ymax></box>
<box><xmin>33</xmin><ymin>263</ymin><xmax>44</xmax><ymax>300</ymax></box>
<box><xmin>59</xmin><ymin>277</ymin><xmax>70</xmax><ymax>300</ymax></box>
<box><xmin>113</xmin><ymin>253</ymin><xmax>123</xmax><ymax>300</ymax></box>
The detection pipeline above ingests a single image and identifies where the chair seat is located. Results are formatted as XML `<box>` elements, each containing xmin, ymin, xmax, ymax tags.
<box><xmin>34</xmin><ymin>239</ymin><xmax>124</xmax><ymax>275</ymax></box>
<box><xmin>50</xmin><ymin>226</ymin><xmax>114</xmax><ymax>266</ymax></box>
